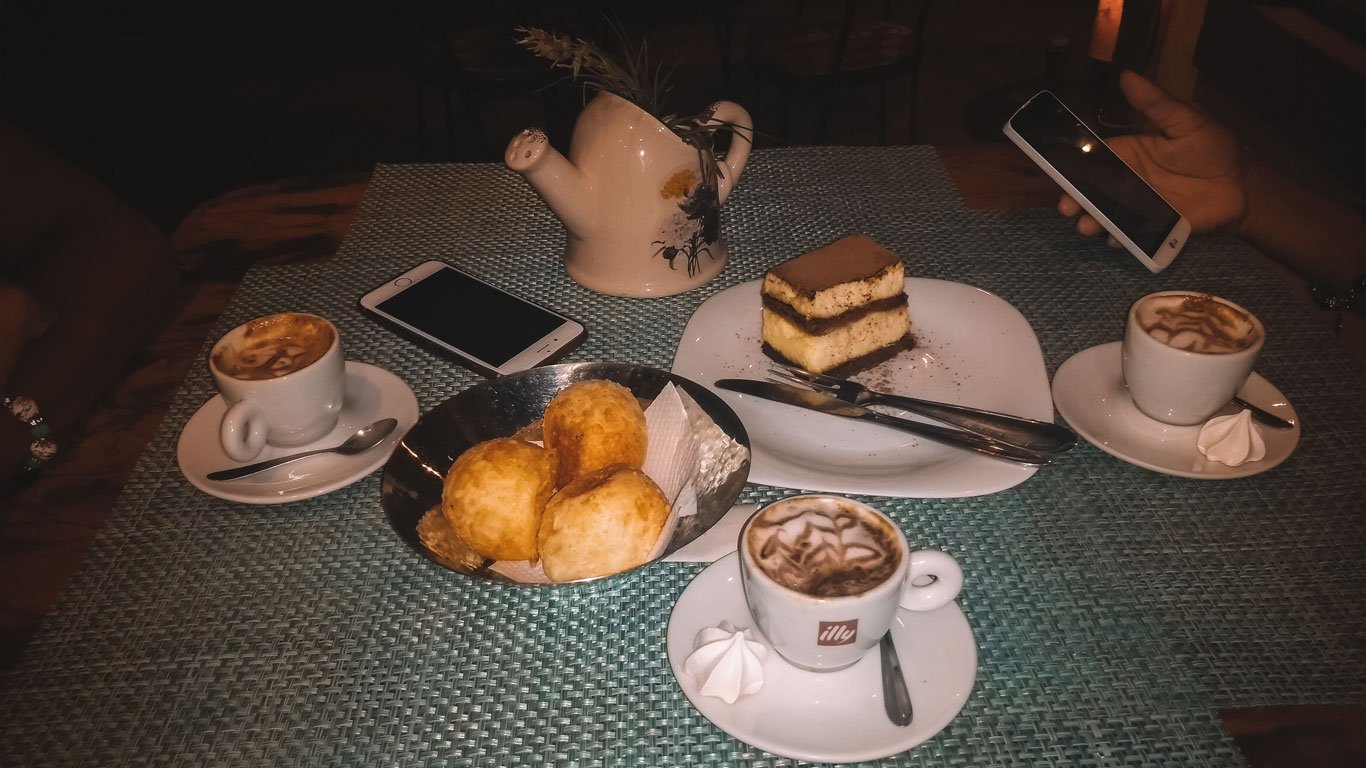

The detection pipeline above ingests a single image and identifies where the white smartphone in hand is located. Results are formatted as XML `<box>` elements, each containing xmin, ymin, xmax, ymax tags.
<box><xmin>1004</xmin><ymin>90</ymin><xmax>1190</xmax><ymax>273</ymax></box>
<box><xmin>359</xmin><ymin>260</ymin><xmax>585</xmax><ymax>377</ymax></box>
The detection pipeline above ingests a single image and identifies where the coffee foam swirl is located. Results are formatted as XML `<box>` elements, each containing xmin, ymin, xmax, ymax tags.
<box><xmin>746</xmin><ymin>498</ymin><xmax>899</xmax><ymax>598</ymax></box>
<box><xmin>1136</xmin><ymin>294</ymin><xmax>1259</xmax><ymax>354</ymax></box>
<box><xmin>213</xmin><ymin>313</ymin><xmax>334</xmax><ymax>381</ymax></box>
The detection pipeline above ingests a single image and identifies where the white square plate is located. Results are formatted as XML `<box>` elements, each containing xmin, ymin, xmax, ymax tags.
<box><xmin>672</xmin><ymin>278</ymin><xmax>1052</xmax><ymax>497</ymax></box>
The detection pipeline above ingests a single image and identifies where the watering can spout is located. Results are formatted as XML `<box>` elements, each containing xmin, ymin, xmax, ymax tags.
<box><xmin>504</xmin><ymin>129</ymin><xmax>596</xmax><ymax>239</ymax></box>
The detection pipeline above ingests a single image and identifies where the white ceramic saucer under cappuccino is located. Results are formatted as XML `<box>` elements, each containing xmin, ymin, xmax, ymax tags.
<box><xmin>178</xmin><ymin>361</ymin><xmax>419</xmax><ymax>504</ymax></box>
<box><xmin>667</xmin><ymin>552</ymin><xmax>977</xmax><ymax>763</ymax></box>
<box><xmin>1053</xmin><ymin>342</ymin><xmax>1300</xmax><ymax>479</ymax></box>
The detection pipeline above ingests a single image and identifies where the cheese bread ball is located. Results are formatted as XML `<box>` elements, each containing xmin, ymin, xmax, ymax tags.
<box><xmin>538</xmin><ymin>464</ymin><xmax>670</xmax><ymax>582</ymax></box>
<box><xmin>441</xmin><ymin>437</ymin><xmax>556</xmax><ymax>561</ymax></box>
<box><xmin>542</xmin><ymin>379</ymin><xmax>647</xmax><ymax>486</ymax></box>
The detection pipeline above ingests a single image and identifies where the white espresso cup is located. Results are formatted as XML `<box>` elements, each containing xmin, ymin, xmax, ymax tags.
<box><xmin>1121</xmin><ymin>291</ymin><xmax>1265</xmax><ymax>426</ymax></box>
<box><xmin>209</xmin><ymin>312</ymin><xmax>345</xmax><ymax>462</ymax></box>
<box><xmin>738</xmin><ymin>495</ymin><xmax>963</xmax><ymax>672</ymax></box>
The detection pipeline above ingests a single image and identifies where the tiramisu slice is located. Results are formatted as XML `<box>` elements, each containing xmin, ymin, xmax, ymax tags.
<box><xmin>760</xmin><ymin>235</ymin><xmax>914</xmax><ymax>375</ymax></box>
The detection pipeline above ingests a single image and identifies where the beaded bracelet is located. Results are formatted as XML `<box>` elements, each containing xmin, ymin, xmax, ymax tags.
<box><xmin>1310</xmin><ymin>273</ymin><xmax>1366</xmax><ymax>313</ymax></box>
<box><xmin>1310</xmin><ymin>273</ymin><xmax>1366</xmax><ymax>335</ymax></box>
<box><xmin>3</xmin><ymin>393</ymin><xmax>58</xmax><ymax>474</ymax></box>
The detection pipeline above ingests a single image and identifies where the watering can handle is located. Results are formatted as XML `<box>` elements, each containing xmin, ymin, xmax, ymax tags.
<box><xmin>708</xmin><ymin>101</ymin><xmax>753</xmax><ymax>204</ymax></box>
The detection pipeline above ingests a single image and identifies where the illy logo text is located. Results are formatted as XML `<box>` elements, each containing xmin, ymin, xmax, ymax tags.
<box><xmin>817</xmin><ymin>619</ymin><xmax>858</xmax><ymax>646</ymax></box>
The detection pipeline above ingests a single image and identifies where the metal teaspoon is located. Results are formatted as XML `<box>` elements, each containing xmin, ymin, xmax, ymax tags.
<box><xmin>880</xmin><ymin>631</ymin><xmax>914</xmax><ymax>727</ymax></box>
<box><xmin>1231</xmin><ymin>396</ymin><xmax>1295</xmax><ymax>429</ymax></box>
<box><xmin>208</xmin><ymin>418</ymin><xmax>398</xmax><ymax>481</ymax></box>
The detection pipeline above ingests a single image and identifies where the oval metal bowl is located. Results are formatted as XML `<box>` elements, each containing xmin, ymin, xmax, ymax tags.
<box><xmin>381</xmin><ymin>361</ymin><xmax>751</xmax><ymax>585</ymax></box>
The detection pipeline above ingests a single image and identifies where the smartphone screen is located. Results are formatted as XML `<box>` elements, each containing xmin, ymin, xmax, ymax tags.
<box><xmin>1007</xmin><ymin>91</ymin><xmax>1182</xmax><ymax>260</ymax></box>
<box><xmin>363</xmin><ymin>263</ymin><xmax>583</xmax><ymax>373</ymax></box>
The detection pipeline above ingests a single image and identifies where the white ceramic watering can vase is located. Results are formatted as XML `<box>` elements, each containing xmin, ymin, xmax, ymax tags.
<box><xmin>505</xmin><ymin>91</ymin><xmax>753</xmax><ymax>297</ymax></box>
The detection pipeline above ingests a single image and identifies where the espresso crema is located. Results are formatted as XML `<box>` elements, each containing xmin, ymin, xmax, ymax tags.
<box><xmin>1135</xmin><ymin>293</ymin><xmax>1260</xmax><ymax>354</ymax></box>
<box><xmin>746</xmin><ymin>497</ymin><xmax>900</xmax><ymax>598</ymax></box>
<box><xmin>212</xmin><ymin>313</ymin><xmax>335</xmax><ymax>381</ymax></box>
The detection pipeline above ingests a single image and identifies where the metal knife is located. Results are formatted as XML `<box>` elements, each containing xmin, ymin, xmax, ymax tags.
<box><xmin>714</xmin><ymin>379</ymin><xmax>1055</xmax><ymax>466</ymax></box>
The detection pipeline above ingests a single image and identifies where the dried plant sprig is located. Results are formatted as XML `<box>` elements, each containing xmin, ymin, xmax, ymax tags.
<box><xmin>514</xmin><ymin>24</ymin><xmax>754</xmax><ymax>159</ymax></box>
<box><xmin>515</xmin><ymin>26</ymin><xmax>654</xmax><ymax>112</ymax></box>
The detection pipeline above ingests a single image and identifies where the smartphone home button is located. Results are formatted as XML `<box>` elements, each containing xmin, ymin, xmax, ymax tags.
<box><xmin>394</xmin><ymin>277</ymin><xmax>412</xmax><ymax>288</ymax></box>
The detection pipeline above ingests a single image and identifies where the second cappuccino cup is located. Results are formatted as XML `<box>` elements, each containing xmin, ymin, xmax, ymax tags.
<box><xmin>739</xmin><ymin>495</ymin><xmax>963</xmax><ymax>672</ymax></box>
<box><xmin>209</xmin><ymin>312</ymin><xmax>345</xmax><ymax>462</ymax></box>
<box><xmin>1121</xmin><ymin>291</ymin><xmax>1264</xmax><ymax>426</ymax></box>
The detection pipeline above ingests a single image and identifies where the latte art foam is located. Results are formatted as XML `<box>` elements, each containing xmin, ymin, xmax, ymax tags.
<box><xmin>213</xmin><ymin>313</ymin><xmax>335</xmax><ymax>381</ymax></box>
<box><xmin>746</xmin><ymin>497</ymin><xmax>900</xmax><ymax>598</ymax></box>
<box><xmin>1135</xmin><ymin>293</ymin><xmax>1259</xmax><ymax>354</ymax></box>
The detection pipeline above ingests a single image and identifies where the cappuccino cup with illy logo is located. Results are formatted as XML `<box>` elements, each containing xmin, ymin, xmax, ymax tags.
<box><xmin>738</xmin><ymin>495</ymin><xmax>962</xmax><ymax>672</ymax></box>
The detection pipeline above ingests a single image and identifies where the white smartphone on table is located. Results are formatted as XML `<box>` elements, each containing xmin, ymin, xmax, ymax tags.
<box><xmin>359</xmin><ymin>260</ymin><xmax>585</xmax><ymax>377</ymax></box>
<box><xmin>1004</xmin><ymin>90</ymin><xmax>1190</xmax><ymax>273</ymax></box>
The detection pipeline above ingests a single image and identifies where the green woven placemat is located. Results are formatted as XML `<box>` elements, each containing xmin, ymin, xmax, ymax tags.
<box><xmin>3</xmin><ymin>147</ymin><xmax>1363</xmax><ymax>767</ymax></box>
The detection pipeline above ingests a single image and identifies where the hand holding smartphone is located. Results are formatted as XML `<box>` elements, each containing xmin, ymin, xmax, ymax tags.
<box><xmin>359</xmin><ymin>261</ymin><xmax>585</xmax><ymax>376</ymax></box>
<box><xmin>1004</xmin><ymin>90</ymin><xmax>1190</xmax><ymax>273</ymax></box>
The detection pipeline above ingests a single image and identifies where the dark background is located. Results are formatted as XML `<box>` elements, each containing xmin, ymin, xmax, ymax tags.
<box><xmin>3</xmin><ymin>1</ymin><xmax>1362</xmax><ymax>233</ymax></box>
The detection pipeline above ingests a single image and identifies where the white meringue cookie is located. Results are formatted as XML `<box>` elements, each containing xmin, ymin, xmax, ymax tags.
<box><xmin>1197</xmin><ymin>409</ymin><xmax>1266</xmax><ymax>466</ymax></box>
<box><xmin>683</xmin><ymin>622</ymin><xmax>769</xmax><ymax>704</ymax></box>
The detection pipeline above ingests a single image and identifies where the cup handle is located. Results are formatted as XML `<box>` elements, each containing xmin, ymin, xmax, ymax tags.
<box><xmin>900</xmin><ymin>549</ymin><xmax>963</xmax><ymax>612</ymax></box>
<box><xmin>707</xmin><ymin>100</ymin><xmax>753</xmax><ymax>204</ymax></box>
<box><xmin>220</xmin><ymin>399</ymin><xmax>268</xmax><ymax>462</ymax></box>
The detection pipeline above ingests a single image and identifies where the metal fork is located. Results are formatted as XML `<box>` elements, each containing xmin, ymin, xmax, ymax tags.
<box><xmin>769</xmin><ymin>363</ymin><xmax>1077</xmax><ymax>455</ymax></box>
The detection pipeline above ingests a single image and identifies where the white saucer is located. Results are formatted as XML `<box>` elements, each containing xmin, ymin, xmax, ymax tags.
<box><xmin>177</xmin><ymin>361</ymin><xmax>420</xmax><ymax>504</ymax></box>
<box><xmin>667</xmin><ymin>552</ymin><xmax>977</xmax><ymax>764</ymax></box>
<box><xmin>1052</xmin><ymin>342</ymin><xmax>1300</xmax><ymax>479</ymax></box>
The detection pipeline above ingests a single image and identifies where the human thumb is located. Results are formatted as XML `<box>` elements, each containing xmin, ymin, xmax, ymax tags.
<box><xmin>1119</xmin><ymin>70</ymin><xmax>1203</xmax><ymax>138</ymax></box>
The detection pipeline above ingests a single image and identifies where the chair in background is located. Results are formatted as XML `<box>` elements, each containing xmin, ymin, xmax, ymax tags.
<box><xmin>746</xmin><ymin>0</ymin><xmax>932</xmax><ymax>146</ymax></box>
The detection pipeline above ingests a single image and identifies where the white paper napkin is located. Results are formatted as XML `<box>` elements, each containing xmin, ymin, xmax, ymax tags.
<box><xmin>643</xmin><ymin>383</ymin><xmax>699</xmax><ymax>502</ymax></box>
